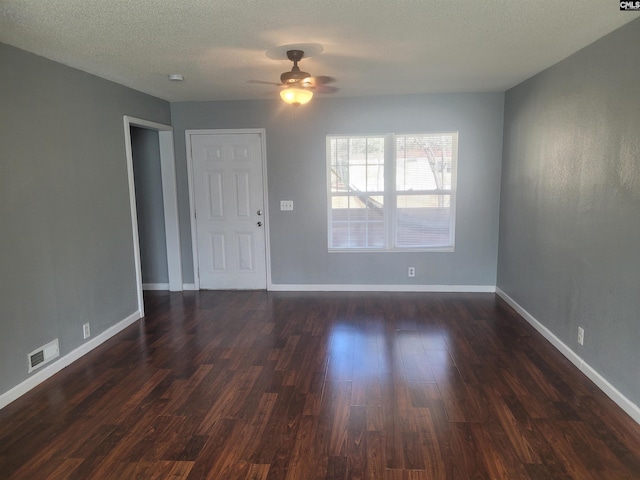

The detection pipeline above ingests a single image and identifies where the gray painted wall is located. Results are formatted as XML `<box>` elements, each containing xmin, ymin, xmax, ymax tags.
<box><xmin>131</xmin><ymin>127</ymin><xmax>169</xmax><ymax>284</ymax></box>
<box><xmin>0</xmin><ymin>43</ymin><xmax>170</xmax><ymax>397</ymax></box>
<box><xmin>498</xmin><ymin>19</ymin><xmax>640</xmax><ymax>405</ymax></box>
<box><xmin>171</xmin><ymin>93</ymin><xmax>504</xmax><ymax>287</ymax></box>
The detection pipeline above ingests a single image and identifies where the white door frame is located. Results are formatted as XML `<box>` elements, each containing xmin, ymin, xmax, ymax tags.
<box><xmin>186</xmin><ymin>128</ymin><xmax>271</xmax><ymax>290</ymax></box>
<box><xmin>123</xmin><ymin>116</ymin><xmax>183</xmax><ymax>315</ymax></box>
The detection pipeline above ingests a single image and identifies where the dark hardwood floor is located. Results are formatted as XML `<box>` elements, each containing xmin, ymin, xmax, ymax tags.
<box><xmin>1</xmin><ymin>291</ymin><xmax>640</xmax><ymax>479</ymax></box>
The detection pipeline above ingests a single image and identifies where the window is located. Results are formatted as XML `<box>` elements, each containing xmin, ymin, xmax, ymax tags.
<box><xmin>327</xmin><ymin>133</ymin><xmax>457</xmax><ymax>251</ymax></box>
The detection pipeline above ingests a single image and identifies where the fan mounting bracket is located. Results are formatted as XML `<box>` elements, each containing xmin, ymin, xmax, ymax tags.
<box><xmin>286</xmin><ymin>50</ymin><xmax>305</xmax><ymax>63</ymax></box>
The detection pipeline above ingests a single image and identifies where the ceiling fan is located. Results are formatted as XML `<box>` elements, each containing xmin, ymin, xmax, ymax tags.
<box><xmin>250</xmin><ymin>49</ymin><xmax>337</xmax><ymax>105</ymax></box>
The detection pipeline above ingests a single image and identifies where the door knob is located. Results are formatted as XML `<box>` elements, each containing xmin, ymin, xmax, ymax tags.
<box><xmin>257</xmin><ymin>210</ymin><xmax>263</xmax><ymax>216</ymax></box>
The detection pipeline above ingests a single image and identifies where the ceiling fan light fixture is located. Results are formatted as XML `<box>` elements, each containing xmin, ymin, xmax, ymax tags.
<box><xmin>280</xmin><ymin>86</ymin><xmax>313</xmax><ymax>106</ymax></box>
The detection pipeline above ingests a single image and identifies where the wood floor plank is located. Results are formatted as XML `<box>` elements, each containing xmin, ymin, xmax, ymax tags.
<box><xmin>282</xmin><ymin>414</ymin><xmax>318</xmax><ymax>480</ymax></box>
<box><xmin>44</xmin><ymin>458</ymin><xmax>84</xmax><ymax>480</ymax></box>
<box><xmin>1</xmin><ymin>291</ymin><xmax>640</xmax><ymax>479</ymax></box>
<box><xmin>413</xmin><ymin>407</ymin><xmax>446</xmax><ymax>478</ymax></box>
<box><xmin>346</xmin><ymin>405</ymin><xmax>367</xmax><ymax>479</ymax></box>
<box><xmin>247</xmin><ymin>463</ymin><xmax>271</xmax><ymax>480</ymax></box>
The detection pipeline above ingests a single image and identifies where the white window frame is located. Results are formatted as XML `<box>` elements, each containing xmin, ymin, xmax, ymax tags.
<box><xmin>326</xmin><ymin>132</ymin><xmax>458</xmax><ymax>253</ymax></box>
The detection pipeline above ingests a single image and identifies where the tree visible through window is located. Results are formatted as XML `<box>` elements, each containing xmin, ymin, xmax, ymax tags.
<box><xmin>327</xmin><ymin>133</ymin><xmax>457</xmax><ymax>251</ymax></box>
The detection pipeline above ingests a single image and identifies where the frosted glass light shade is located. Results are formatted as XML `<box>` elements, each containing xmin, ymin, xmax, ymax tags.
<box><xmin>280</xmin><ymin>87</ymin><xmax>313</xmax><ymax>106</ymax></box>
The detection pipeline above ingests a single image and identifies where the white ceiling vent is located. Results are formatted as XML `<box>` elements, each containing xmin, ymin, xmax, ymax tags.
<box><xmin>28</xmin><ymin>339</ymin><xmax>60</xmax><ymax>373</ymax></box>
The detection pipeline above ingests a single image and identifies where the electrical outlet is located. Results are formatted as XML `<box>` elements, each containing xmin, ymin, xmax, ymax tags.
<box><xmin>577</xmin><ymin>326</ymin><xmax>584</xmax><ymax>346</ymax></box>
<box><xmin>83</xmin><ymin>323</ymin><xmax>91</xmax><ymax>340</ymax></box>
<box><xmin>280</xmin><ymin>200</ymin><xmax>294</xmax><ymax>211</ymax></box>
<box><xmin>408</xmin><ymin>267</ymin><xmax>416</xmax><ymax>278</ymax></box>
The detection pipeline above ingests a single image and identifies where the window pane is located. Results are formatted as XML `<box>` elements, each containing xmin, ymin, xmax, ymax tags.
<box><xmin>330</xmin><ymin>137</ymin><xmax>385</xmax><ymax>194</ymax></box>
<box><xmin>349</xmin><ymin>165</ymin><xmax>367</xmax><ymax>191</ymax></box>
<box><xmin>367</xmin><ymin>221</ymin><xmax>385</xmax><ymax>247</ymax></box>
<box><xmin>395</xmin><ymin>194</ymin><xmax>451</xmax><ymax>247</ymax></box>
<box><xmin>328</xmin><ymin>136</ymin><xmax>386</xmax><ymax>249</ymax></box>
<box><xmin>396</xmin><ymin>134</ymin><xmax>453</xmax><ymax>191</ymax></box>
<box><xmin>330</xmin><ymin>194</ymin><xmax>385</xmax><ymax>249</ymax></box>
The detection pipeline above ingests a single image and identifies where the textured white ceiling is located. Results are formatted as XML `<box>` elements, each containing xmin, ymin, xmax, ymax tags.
<box><xmin>1</xmin><ymin>1</ymin><xmax>638</xmax><ymax>102</ymax></box>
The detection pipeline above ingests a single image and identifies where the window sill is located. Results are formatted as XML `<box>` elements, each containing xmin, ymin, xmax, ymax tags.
<box><xmin>328</xmin><ymin>247</ymin><xmax>455</xmax><ymax>253</ymax></box>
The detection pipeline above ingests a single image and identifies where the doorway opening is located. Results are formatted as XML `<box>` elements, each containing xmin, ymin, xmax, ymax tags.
<box><xmin>123</xmin><ymin>116</ymin><xmax>182</xmax><ymax>316</ymax></box>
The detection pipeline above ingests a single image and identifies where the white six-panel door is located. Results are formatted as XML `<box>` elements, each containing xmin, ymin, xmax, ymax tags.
<box><xmin>189</xmin><ymin>132</ymin><xmax>267</xmax><ymax>289</ymax></box>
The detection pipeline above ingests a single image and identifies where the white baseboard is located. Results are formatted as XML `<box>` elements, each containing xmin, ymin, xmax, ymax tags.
<box><xmin>496</xmin><ymin>288</ymin><xmax>640</xmax><ymax>425</ymax></box>
<box><xmin>178</xmin><ymin>283</ymin><xmax>495</xmax><ymax>293</ymax></box>
<box><xmin>142</xmin><ymin>283</ymin><xmax>169</xmax><ymax>290</ymax></box>
<box><xmin>0</xmin><ymin>310</ymin><xmax>142</xmax><ymax>411</ymax></box>
<box><xmin>268</xmin><ymin>284</ymin><xmax>496</xmax><ymax>293</ymax></box>
<box><xmin>144</xmin><ymin>283</ymin><xmax>198</xmax><ymax>292</ymax></box>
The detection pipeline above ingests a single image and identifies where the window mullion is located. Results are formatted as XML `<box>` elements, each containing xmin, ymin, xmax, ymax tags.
<box><xmin>326</xmin><ymin>136</ymin><xmax>333</xmax><ymax>249</ymax></box>
<box><xmin>386</xmin><ymin>134</ymin><xmax>395</xmax><ymax>250</ymax></box>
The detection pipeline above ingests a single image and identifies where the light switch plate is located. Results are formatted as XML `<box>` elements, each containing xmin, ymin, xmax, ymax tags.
<box><xmin>280</xmin><ymin>200</ymin><xmax>294</xmax><ymax>211</ymax></box>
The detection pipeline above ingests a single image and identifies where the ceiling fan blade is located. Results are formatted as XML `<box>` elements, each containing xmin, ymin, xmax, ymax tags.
<box><xmin>313</xmin><ymin>85</ymin><xmax>339</xmax><ymax>94</ymax></box>
<box><xmin>303</xmin><ymin>76</ymin><xmax>336</xmax><ymax>86</ymax></box>
<box><xmin>247</xmin><ymin>79</ymin><xmax>283</xmax><ymax>86</ymax></box>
